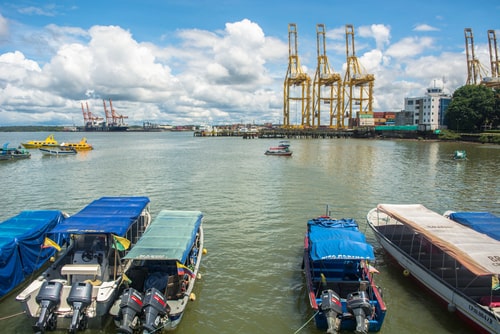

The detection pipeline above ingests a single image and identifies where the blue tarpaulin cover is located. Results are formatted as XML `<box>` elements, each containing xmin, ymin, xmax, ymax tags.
<box><xmin>124</xmin><ymin>210</ymin><xmax>203</xmax><ymax>262</ymax></box>
<box><xmin>50</xmin><ymin>197</ymin><xmax>150</xmax><ymax>235</ymax></box>
<box><xmin>448</xmin><ymin>212</ymin><xmax>500</xmax><ymax>241</ymax></box>
<box><xmin>308</xmin><ymin>217</ymin><xmax>375</xmax><ymax>261</ymax></box>
<box><xmin>0</xmin><ymin>210</ymin><xmax>66</xmax><ymax>298</ymax></box>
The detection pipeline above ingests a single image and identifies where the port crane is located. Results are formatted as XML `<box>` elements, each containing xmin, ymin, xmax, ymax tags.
<box><xmin>81</xmin><ymin>102</ymin><xmax>103</xmax><ymax>128</ymax></box>
<box><xmin>103</xmin><ymin>99</ymin><xmax>128</xmax><ymax>127</ymax></box>
<box><xmin>342</xmin><ymin>24</ymin><xmax>374</xmax><ymax>127</ymax></box>
<box><xmin>484</xmin><ymin>29</ymin><xmax>500</xmax><ymax>89</ymax></box>
<box><xmin>283</xmin><ymin>23</ymin><xmax>311</xmax><ymax>128</ymax></box>
<box><xmin>464</xmin><ymin>28</ymin><xmax>488</xmax><ymax>85</ymax></box>
<box><xmin>312</xmin><ymin>24</ymin><xmax>342</xmax><ymax>128</ymax></box>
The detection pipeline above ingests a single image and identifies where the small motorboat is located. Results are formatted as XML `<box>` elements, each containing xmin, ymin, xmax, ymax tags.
<box><xmin>111</xmin><ymin>210</ymin><xmax>204</xmax><ymax>333</ymax></box>
<box><xmin>0</xmin><ymin>143</ymin><xmax>31</xmax><ymax>160</ymax></box>
<box><xmin>21</xmin><ymin>134</ymin><xmax>59</xmax><ymax>149</ymax></box>
<box><xmin>453</xmin><ymin>150</ymin><xmax>467</xmax><ymax>160</ymax></box>
<box><xmin>39</xmin><ymin>146</ymin><xmax>78</xmax><ymax>156</ymax></box>
<box><xmin>265</xmin><ymin>140</ymin><xmax>292</xmax><ymax>156</ymax></box>
<box><xmin>60</xmin><ymin>138</ymin><xmax>94</xmax><ymax>151</ymax></box>
<box><xmin>303</xmin><ymin>208</ymin><xmax>386</xmax><ymax>333</ymax></box>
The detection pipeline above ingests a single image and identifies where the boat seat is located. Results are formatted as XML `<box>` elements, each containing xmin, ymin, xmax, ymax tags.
<box><xmin>61</xmin><ymin>264</ymin><xmax>101</xmax><ymax>284</ymax></box>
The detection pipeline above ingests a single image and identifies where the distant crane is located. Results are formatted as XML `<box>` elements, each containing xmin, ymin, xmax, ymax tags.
<box><xmin>464</xmin><ymin>28</ymin><xmax>488</xmax><ymax>85</ymax></box>
<box><xmin>81</xmin><ymin>102</ymin><xmax>103</xmax><ymax>128</ymax></box>
<box><xmin>312</xmin><ymin>24</ymin><xmax>342</xmax><ymax>128</ymax></box>
<box><xmin>283</xmin><ymin>23</ymin><xmax>311</xmax><ymax>128</ymax></box>
<box><xmin>342</xmin><ymin>24</ymin><xmax>374</xmax><ymax>128</ymax></box>
<box><xmin>484</xmin><ymin>29</ymin><xmax>500</xmax><ymax>89</ymax></box>
<box><xmin>109</xmin><ymin>99</ymin><xmax>128</xmax><ymax>126</ymax></box>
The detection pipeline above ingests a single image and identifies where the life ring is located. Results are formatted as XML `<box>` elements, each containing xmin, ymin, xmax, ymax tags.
<box><xmin>403</xmin><ymin>269</ymin><xmax>410</xmax><ymax>277</ymax></box>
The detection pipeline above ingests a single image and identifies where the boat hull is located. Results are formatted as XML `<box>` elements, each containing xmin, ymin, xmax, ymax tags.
<box><xmin>367</xmin><ymin>208</ymin><xmax>500</xmax><ymax>334</ymax></box>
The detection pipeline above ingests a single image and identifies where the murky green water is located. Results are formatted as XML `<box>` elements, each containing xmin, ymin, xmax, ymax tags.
<box><xmin>0</xmin><ymin>131</ymin><xmax>498</xmax><ymax>334</ymax></box>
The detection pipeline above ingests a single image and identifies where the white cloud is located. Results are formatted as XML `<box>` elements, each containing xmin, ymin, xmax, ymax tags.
<box><xmin>414</xmin><ymin>24</ymin><xmax>439</xmax><ymax>32</ymax></box>
<box><xmin>0</xmin><ymin>13</ymin><xmax>8</xmax><ymax>41</ymax></box>
<box><xmin>386</xmin><ymin>36</ymin><xmax>434</xmax><ymax>58</ymax></box>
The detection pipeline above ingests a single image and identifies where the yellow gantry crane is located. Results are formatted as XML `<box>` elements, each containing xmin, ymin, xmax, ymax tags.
<box><xmin>343</xmin><ymin>24</ymin><xmax>374</xmax><ymax>127</ymax></box>
<box><xmin>283</xmin><ymin>23</ymin><xmax>311</xmax><ymax>128</ymax></box>
<box><xmin>312</xmin><ymin>24</ymin><xmax>342</xmax><ymax>129</ymax></box>
<box><xmin>464</xmin><ymin>28</ymin><xmax>488</xmax><ymax>85</ymax></box>
<box><xmin>484</xmin><ymin>29</ymin><xmax>500</xmax><ymax>89</ymax></box>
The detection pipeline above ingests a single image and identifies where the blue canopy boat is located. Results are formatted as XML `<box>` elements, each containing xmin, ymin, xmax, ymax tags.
<box><xmin>303</xmin><ymin>215</ymin><xmax>386</xmax><ymax>333</ymax></box>
<box><xmin>112</xmin><ymin>210</ymin><xmax>204</xmax><ymax>333</ymax></box>
<box><xmin>0</xmin><ymin>210</ymin><xmax>66</xmax><ymax>299</ymax></box>
<box><xmin>16</xmin><ymin>196</ymin><xmax>151</xmax><ymax>333</ymax></box>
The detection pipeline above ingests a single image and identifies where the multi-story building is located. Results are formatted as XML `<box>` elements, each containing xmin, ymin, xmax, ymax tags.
<box><xmin>403</xmin><ymin>87</ymin><xmax>451</xmax><ymax>131</ymax></box>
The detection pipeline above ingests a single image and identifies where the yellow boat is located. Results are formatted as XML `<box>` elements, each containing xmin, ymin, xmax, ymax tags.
<box><xmin>60</xmin><ymin>137</ymin><xmax>93</xmax><ymax>151</ymax></box>
<box><xmin>21</xmin><ymin>134</ymin><xmax>58</xmax><ymax>149</ymax></box>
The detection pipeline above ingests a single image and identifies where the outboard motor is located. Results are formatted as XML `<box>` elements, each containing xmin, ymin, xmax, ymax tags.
<box><xmin>66</xmin><ymin>282</ymin><xmax>93</xmax><ymax>333</ymax></box>
<box><xmin>319</xmin><ymin>289</ymin><xmax>342</xmax><ymax>334</ymax></box>
<box><xmin>346</xmin><ymin>291</ymin><xmax>372</xmax><ymax>334</ymax></box>
<box><xmin>142</xmin><ymin>288</ymin><xmax>170</xmax><ymax>333</ymax></box>
<box><xmin>33</xmin><ymin>280</ymin><xmax>63</xmax><ymax>333</ymax></box>
<box><xmin>116</xmin><ymin>288</ymin><xmax>144</xmax><ymax>334</ymax></box>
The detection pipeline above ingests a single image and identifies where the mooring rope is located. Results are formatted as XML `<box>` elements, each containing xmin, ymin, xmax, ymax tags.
<box><xmin>0</xmin><ymin>311</ymin><xmax>25</xmax><ymax>321</ymax></box>
<box><xmin>293</xmin><ymin>311</ymin><xmax>319</xmax><ymax>334</ymax></box>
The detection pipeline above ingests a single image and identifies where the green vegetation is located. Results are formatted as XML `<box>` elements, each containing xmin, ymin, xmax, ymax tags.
<box><xmin>445</xmin><ymin>85</ymin><xmax>500</xmax><ymax>132</ymax></box>
<box><xmin>0</xmin><ymin>126</ymin><xmax>66</xmax><ymax>132</ymax></box>
<box><xmin>437</xmin><ymin>130</ymin><xmax>461</xmax><ymax>141</ymax></box>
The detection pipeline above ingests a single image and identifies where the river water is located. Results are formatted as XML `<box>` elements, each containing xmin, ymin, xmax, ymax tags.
<box><xmin>0</xmin><ymin>131</ymin><xmax>498</xmax><ymax>334</ymax></box>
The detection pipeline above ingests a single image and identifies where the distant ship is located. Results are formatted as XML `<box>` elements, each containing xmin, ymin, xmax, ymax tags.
<box><xmin>78</xmin><ymin>99</ymin><xmax>129</xmax><ymax>132</ymax></box>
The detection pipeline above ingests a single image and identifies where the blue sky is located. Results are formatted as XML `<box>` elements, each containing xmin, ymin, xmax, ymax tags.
<box><xmin>0</xmin><ymin>0</ymin><xmax>498</xmax><ymax>126</ymax></box>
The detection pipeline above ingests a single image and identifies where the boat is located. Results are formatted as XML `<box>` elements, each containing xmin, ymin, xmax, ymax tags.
<box><xmin>21</xmin><ymin>134</ymin><xmax>59</xmax><ymax>149</ymax></box>
<box><xmin>39</xmin><ymin>146</ymin><xmax>78</xmax><ymax>156</ymax></box>
<box><xmin>265</xmin><ymin>140</ymin><xmax>292</xmax><ymax>156</ymax></box>
<box><xmin>453</xmin><ymin>150</ymin><xmax>467</xmax><ymax>160</ymax></box>
<box><xmin>303</xmin><ymin>210</ymin><xmax>386</xmax><ymax>333</ymax></box>
<box><xmin>111</xmin><ymin>210</ymin><xmax>204</xmax><ymax>333</ymax></box>
<box><xmin>0</xmin><ymin>210</ymin><xmax>66</xmax><ymax>299</ymax></box>
<box><xmin>367</xmin><ymin>204</ymin><xmax>500</xmax><ymax>334</ymax></box>
<box><xmin>0</xmin><ymin>143</ymin><xmax>31</xmax><ymax>160</ymax></box>
<box><xmin>60</xmin><ymin>138</ymin><xmax>94</xmax><ymax>151</ymax></box>
<box><xmin>16</xmin><ymin>196</ymin><xmax>152</xmax><ymax>333</ymax></box>
<box><xmin>444</xmin><ymin>211</ymin><xmax>500</xmax><ymax>241</ymax></box>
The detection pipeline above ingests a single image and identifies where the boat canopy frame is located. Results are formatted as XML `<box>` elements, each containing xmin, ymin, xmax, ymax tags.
<box><xmin>377</xmin><ymin>204</ymin><xmax>500</xmax><ymax>276</ymax></box>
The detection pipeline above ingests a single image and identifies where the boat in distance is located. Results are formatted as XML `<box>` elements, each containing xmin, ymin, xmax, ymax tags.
<box><xmin>367</xmin><ymin>204</ymin><xmax>500</xmax><ymax>334</ymax></box>
<box><xmin>1</xmin><ymin>142</ymin><xmax>31</xmax><ymax>160</ymax></box>
<box><xmin>265</xmin><ymin>140</ymin><xmax>292</xmax><ymax>156</ymax></box>
<box><xmin>16</xmin><ymin>196</ymin><xmax>152</xmax><ymax>333</ymax></box>
<box><xmin>60</xmin><ymin>137</ymin><xmax>94</xmax><ymax>151</ymax></box>
<box><xmin>21</xmin><ymin>134</ymin><xmax>59</xmax><ymax>149</ymax></box>
<box><xmin>111</xmin><ymin>210</ymin><xmax>204</xmax><ymax>333</ymax></box>
<box><xmin>0</xmin><ymin>210</ymin><xmax>66</xmax><ymax>300</ymax></box>
<box><xmin>303</xmin><ymin>211</ymin><xmax>386</xmax><ymax>333</ymax></box>
<box><xmin>40</xmin><ymin>146</ymin><xmax>78</xmax><ymax>156</ymax></box>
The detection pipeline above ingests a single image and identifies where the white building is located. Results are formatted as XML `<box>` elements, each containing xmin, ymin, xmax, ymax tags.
<box><xmin>404</xmin><ymin>87</ymin><xmax>452</xmax><ymax>131</ymax></box>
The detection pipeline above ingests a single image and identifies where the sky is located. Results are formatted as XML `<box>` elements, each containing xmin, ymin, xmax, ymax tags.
<box><xmin>0</xmin><ymin>0</ymin><xmax>498</xmax><ymax>127</ymax></box>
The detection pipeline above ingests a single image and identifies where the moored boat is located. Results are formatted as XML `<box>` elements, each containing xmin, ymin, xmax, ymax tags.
<box><xmin>60</xmin><ymin>137</ymin><xmax>94</xmax><ymax>151</ymax></box>
<box><xmin>1</xmin><ymin>143</ymin><xmax>31</xmax><ymax>160</ymax></box>
<box><xmin>265</xmin><ymin>140</ymin><xmax>292</xmax><ymax>156</ymax></box>
<box><xmin>40</xmin><ymin>146</ymin><xmax>78</xmax><ymax>156</ymax></box>
<box><xmin>111</xmin><ymin>210</ymin><xmax>204</xmax><ymax>333</ymax></box>
<box><xmin>0</xmin><ymin>210</ymin><xmax>66</xmax><ymax>299</ymax></box>
<box><xmin>303</xmin><ymin>210</ymin><xmax>386</xmax><ymax>333</ymax></box>
<box><xmin>16</xmin><ymin>196</ymin><xmax>151</xmax><ymax>333</ymax></box>
<box><xmin>21</xmin><ymin>134</ymin><xmax>59</xmax><ymax>149</ymax></box>
<box><xmin>367</xmin><ymin>204</ymin><xmax>500</xmax><ymax>334</ymax></box>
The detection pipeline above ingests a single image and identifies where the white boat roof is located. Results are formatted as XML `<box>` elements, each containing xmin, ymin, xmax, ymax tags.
<box><xmin>377</xmin><ymin>204</ymin><xmax>500</xmax><ymax>276</ymax></box>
